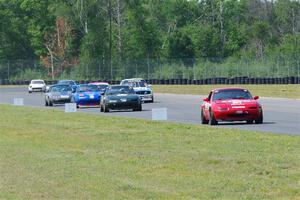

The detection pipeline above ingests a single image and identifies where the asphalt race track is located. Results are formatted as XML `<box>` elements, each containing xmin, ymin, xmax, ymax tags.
<box><xmin>0</xmin><ymin>87</ymin><xmax>299</xmax><ymax>135</ymax></box>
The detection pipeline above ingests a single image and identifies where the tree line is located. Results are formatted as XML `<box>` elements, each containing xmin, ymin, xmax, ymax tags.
<box><xmin>0</xmin><ymin>0</ymin><xmax>299</xmax><ymax>79</ymax></box>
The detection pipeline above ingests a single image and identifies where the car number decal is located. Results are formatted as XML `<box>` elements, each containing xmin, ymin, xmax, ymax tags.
<box><xmin>231</xmin><ymin>100</ymin><xmax>242</xmax><ymax>105</ymax></box>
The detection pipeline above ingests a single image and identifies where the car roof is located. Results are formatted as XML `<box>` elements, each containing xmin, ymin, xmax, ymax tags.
<box><xmin>89</xmin><ymin>82</ymin><xmax>109</xmax><ymax>85</ymax></box>
<box><xmin>51</xmin><ymin>84</ymin><xmax>72</xmax><ymax>87</ymax></box>
<box><xmin>110</xmin><ymin>85</ymin><xmax>130</xmax><ymax>87</ymax></box>
<box><xmin>121</xmin><ymin>78</ymin><xmax>145</xmax><ymax>82</ymax></box>
<box><xmin>78</xmin><ymin>84</ymin><xmax>98</xmax><ymax>86</ymax></box>
<box><xmin>58</xmin><ymin>80</ymin><xmax>75</xmax><ymax>82</ymax></box>
<box><xmin>31</xmin><ymin>79</ymin><xmax>44</xmax><ymax>81</ymax></box>
<box><xmin>212</xmin><ymin>88</ymin><xmax>249</xmax><ymax>92</ymax></box>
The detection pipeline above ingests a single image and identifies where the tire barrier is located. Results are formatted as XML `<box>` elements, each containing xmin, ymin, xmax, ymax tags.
<box><xmin>1</xmin><ymin>77</ymin><xmax>299</xmax><ymax>85</ymax></box>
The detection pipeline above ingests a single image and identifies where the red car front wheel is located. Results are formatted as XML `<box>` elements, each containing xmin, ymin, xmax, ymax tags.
<box><xmin>209</xmin><ymin>110</ymin><xmax>218</xmax><ymax>125</ymax></box>
<box><xmin>255</xmin><ymin>111</ymin><xmax>263</xmax><ymax>124</ymax></box>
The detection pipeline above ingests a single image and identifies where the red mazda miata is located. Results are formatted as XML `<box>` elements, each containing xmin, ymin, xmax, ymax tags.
<box><xmin>201</xmin><ymin>88</ymin><xmax>263</xmax><ymax>125</ymax></box>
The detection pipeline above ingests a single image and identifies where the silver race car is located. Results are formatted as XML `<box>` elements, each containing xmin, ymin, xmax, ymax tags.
<box><xmin>45</xmin><ymin>84</ymin><xmax>73</xmax><ymax>106</ymax></box>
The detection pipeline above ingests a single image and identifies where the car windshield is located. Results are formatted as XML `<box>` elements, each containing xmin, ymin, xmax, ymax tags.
<box><xmin>121</xmin><ymin>80</ymin><xmax>147</xmax><ymax>87</ymax></box>
<box><xmin>120</xmin><ymin>80</ymin><xmax>128</xmax><ymax>85</ymax></box>
<box><xmin>51</xmin><ymin>85</ymin><xmax>72</xmax><ymax>92</ymax></box>
<box><xmin>106</xmin><ymin>86</ymin><xmax>135</xmax><ymax>95</ymax></box>
<box><xmin>58</xmin><ymin>80</ymin><xmax>75</xmax><ymax>85</ymax></box>
<box><xmin>129</xmin><ymin>81</ymin><xmax>146</xmax><ymax>87</ymax></box>
<box><xmin>134</xmin><ymin>81</ymin><xmax>146</xmax><ymax>87</ymax></box>
<box><xmin>212</xmin><ymin>89</ymin><xmax>252</xmax><ymax>100</ymax></box>
<box><xmin>32</xmin><ymin>81</ymin><xmax>44</xmax><ymax>84</ymax></box>
<box><xmin>97</xmin><ymin>85</ymin><xmax>108</xmax><ymax>90</ymax></box>
<box><xmin>77</xmin><ymin>85</ymin><xmax>99</xmax><ymax>92</ymax></box>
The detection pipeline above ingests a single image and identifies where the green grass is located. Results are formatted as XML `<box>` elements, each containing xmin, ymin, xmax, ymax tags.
<box><xmin>0</xmin><ymin>105</ymin><xmax>300</xmax><ymax>199</ymax></box>
<box><xmin>152</xmin><ymin>84</ymin><xmax>300</xmax><ymax>99</ymax></box>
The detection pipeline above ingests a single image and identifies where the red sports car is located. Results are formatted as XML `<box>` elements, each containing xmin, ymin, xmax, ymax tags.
<box><xmin>201</xmin><ymin>88</ymin><xmax>263</xmax><ymax>125</ymax></box>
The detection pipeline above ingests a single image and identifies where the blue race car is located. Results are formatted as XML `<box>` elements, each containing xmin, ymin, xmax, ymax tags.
<box><xmin>57</xmin><ymin>80</ymin><xmax>78</xmax><ymax>92</ymax></box>
<box><xmin>71</xmin><ymin>84</ymin><xmax>101</xmax><ymax>108</ymax></box>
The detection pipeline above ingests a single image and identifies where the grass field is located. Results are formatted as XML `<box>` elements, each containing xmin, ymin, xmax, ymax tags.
<box><xmin>152</xmin><ymin>84</ymin><xmax>300</xmax><ymax>99</ymax></box>
<box><xmin>0</xmin><ymin>105</ymin><xmax>299</xmax><ymax>199</ymax></box>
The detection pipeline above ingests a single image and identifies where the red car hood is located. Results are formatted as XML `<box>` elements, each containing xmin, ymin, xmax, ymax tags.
<box><xmin>212</xmin><ymin>99</ymin><xmax>260</xmax><ymax>109</ymax></box>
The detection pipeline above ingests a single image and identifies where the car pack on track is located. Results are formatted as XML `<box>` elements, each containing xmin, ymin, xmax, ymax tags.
<box><xmin>31</xmin><ymin>78</ymin><xmax>264</xmax><ymax>125</ymax></box>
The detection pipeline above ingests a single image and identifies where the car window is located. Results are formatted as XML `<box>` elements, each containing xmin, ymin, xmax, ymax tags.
<box><xmin>77</xmin><ymin>85</ymin><xmax>99</xmax><ymax>92</ymax></box>
<box><xmin>32</xmin><ymin>81</ymin><xmax>44</xmax><ymax>84</ymax></box>
<box><xmin>51</xmin><ymin>85</ymin><xmax>72</xmax><ymax>92</ymax></box>
<box><xmin>121</xmin><ymin>80</ymin><xmax>128</xmax><ymax>85</ymax></box>
<box><xmin>98</xmin><ymin>85</ymin><xmax>108</xmax><ymax>90</ymax></box>
<box><xmin>212</xmin><ymin>89</ymin><xmax>252</xmax><ymax>100</ymax></box>
<box><xmin>135</xmin><ymin>81</ymin><xmax>146</xmax><ymax>87</ymax></box>
<box><xmin>58</xmin><ymin>81</ymin><xmax>75</xmax><ymax>85</ymax></box>
<box><xmin>106</xmin><ymin>87</ymin><xmax>135</xmax><ymax>95</ymax></box>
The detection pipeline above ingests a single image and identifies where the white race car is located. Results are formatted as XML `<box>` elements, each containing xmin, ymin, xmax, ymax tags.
<box><xmin>120</xmin><ymin>78</ymin><xmax>154</xmax><ymax>102</ymax></box>
<box><xmin>28</xmin><ymin>79</ymin><xmax>46</xmax><ymax>93</ymax></box>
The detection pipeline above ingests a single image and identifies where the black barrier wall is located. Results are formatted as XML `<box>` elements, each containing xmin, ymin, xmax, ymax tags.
<box><xmin>0</xmin><ymin>77</ymin><xmax>300</xmax><ymax>85</ymax></box>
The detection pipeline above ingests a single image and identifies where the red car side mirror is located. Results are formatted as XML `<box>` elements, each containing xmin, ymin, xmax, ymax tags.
<box><xmin>253</xmin><ymin>96</ymin><xmax>259</xmax><ymax>100</ymax></box>
<box><xmin>203</xmin><ymin>98</ymin><xmax>209</xmax><ymax>102</ymax></box>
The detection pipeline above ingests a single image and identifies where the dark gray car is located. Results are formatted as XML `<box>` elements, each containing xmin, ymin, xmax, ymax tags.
<box><xmin>100</xmin><ymin>85</ymin><xmax>142</xmax><ymax>112</ymax></box>
<box><xmin>45</xmin><ymin>84</ymin><xmax>73</xmax><ymax>106</ymax></box>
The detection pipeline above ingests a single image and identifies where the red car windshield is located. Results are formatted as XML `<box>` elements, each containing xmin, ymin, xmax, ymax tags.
<box><xmin>212</xmin><ymin>89</ymin><xmax>252</xmax><ymax>100</ymax></box>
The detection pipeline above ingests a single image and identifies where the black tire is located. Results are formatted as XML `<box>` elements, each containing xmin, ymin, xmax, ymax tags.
<box><xmin>104</xmin><ymin>104</ymin><xmax>109</xmax><ymax>113</ymax></box>
<box><xmin>134</xmin><ymin>103</ymin><xmax>142</xmax><ymax>111</ymax></box>
<box><xmin>49</xmin><ymin>100</ymin><xmax>53</xmax><ymax>107</ymax></box>
<box><xmin>29</xmin><ymin>91</ymin><xmax>32</xmax><ymax>93</ymax></box>
<box><xmin>100</xmin><ymin>104</ymin><xmax>104</xmax><ymax>112</ymax></box>
<box><xmin>150</xmin><ymin>96</ymin><xmax>154</xmax><ymax>103</ymax></box>
<box><xmin>209</xmin><ymin>110</ymin><xmax>218</xmax><ymax>125</ymax></box>
<box><xmin>255</xmin><ymin>111</ymin><xmax>263</xmax><ymax>124</ymax></box>
<box><xmin>201</xmin><ymin>109</ymin><xmax>209</xmax><ymax>124</ymax></box>
<box><xmin>45</xmin><ymin>100</ymin><xmax>48</xmax><ymax>106</ymax></box>
<box><xmin>246</xmin><ymin>120</ymin><xmax>253</xmax><ymax>124</ymax></box>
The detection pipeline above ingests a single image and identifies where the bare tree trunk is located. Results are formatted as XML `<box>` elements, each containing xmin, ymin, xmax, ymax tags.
<box><xmin>46</xmin><ymin>44</ymin><xmax>55</xmax><ymax>80</ymax></box>
<box><xmin>108</xmin><ymin>0</ymin><xmax>112</xmax><ymax>80</ymax></box>
<box><xmin>116</xmin><ymin>0</ymin><xmax>123</xmax><ymax>65</ymax></box>
<box><xmin>256</xmin><ymin>39</ymin><xmax>264</xmax><ymax>61</ymax></box>
<box><xmin>292</xmin><ymin>7</ymin><xmax>295</xmax><ymax>35</ymax></box>
<box><xmin>219</xmin><ymin>0</ymin><xmax>225</xmax><ymax>54</ymax></box>
<box><xmin>57</xmin><ymin>19</ymin><xmax>60</xmax><ymax>47</ymax></box>
<box><xmin>211</xmin><ymin>0</ymin><xmax>215</xmax><ymax>26</ymax></box>
<box><xmin>78</xmin><ymin>0</ymin><xmax>88</xmax><ymax>34</ymax></box>
<box><xmin>147</xmin><ymin>50</ymin><xmax>150</xmax><ymax>80</ymax></box>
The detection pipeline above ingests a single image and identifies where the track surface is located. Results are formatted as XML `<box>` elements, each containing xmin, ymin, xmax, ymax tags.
<box><xmin>0</xmin><ymin>87</ymin><xmax>299</xmax><ymax>135</ymax></box>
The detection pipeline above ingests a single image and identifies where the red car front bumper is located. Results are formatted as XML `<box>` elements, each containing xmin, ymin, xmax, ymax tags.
<box><xmin>213</xmin><ymin>108</ymin><xmax>261</xmax><ymax>121</ymax></box>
